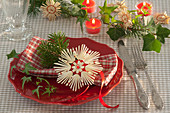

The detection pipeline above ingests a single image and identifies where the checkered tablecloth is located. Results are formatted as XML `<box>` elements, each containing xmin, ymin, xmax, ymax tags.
<box><xmin>0</xmin><ymin>0</ymin><xmax>170</xmax><ymax>113</ymax></box>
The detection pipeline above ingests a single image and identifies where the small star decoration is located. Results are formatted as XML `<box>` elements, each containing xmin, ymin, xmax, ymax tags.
<box><xmin>154</xmin><ymin>12</ymin><xmax>170</xmax><ymax>24</ymax></box>
<box><xmin>107</xmin><ymin>0</ymin><xmax>127</xmax><ymax>13</ymax></box>
<box><xmin>118</xmin><ymin>9</ymin><xmax>132</xmax><ymax>29</ymax></box>
<box><xmin>40</xmin><ymin>0</ymin><xmax>61</xmax><ymax>21</ymax></box>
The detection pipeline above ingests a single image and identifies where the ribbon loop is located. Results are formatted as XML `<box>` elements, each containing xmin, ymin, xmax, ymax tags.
<box><xmin>99</xmin><ymin>71</ymin><xmax>119</xmax><ymax>108</ymax></box>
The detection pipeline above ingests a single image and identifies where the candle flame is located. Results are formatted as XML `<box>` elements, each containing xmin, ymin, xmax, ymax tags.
<box><xmin>92</xmin><ymin>18</ymin><xmax>95</xmax><ymax>24</ymax></box>
<box><xmin>164</xmin><ymin>11</ymin><xmax>167</xmax><ymax>15</ymax></box>
<box><xmin>143</xmin><ymin>2</ymin><xmax>146</xmax><ymax>6</ymax></box>
<box><xmin>150</xmin><ymin>4</ymin><xmax>152</xmax><ymax>7</ymax></box>
<box><xmin>86</xmin><ymin>0</ymin><xmax>89</xmax><ymax>4</ymax></box>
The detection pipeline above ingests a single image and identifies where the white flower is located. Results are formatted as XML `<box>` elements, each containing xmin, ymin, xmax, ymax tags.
<box><xmin>118</xmin><ymin>9</ymin><xmax>132</xmax><ymax>29</ymax></box>
<box><xmin>40</xmin><ymin>0</ymin><xmax>61</xmax><ymax>21</ymax></box>
<box><xmin>54</xmin><ymin>44</ymin><xmax>103</xmax><ymax>91</ymax></box>
<box><xmin>154</xmin><ymin>12</ymin><xmax>170</xmax><ymax>24</ymax></box>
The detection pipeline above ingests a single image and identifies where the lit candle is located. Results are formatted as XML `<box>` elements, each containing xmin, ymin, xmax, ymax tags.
<box><xmin>85</xmin><ymin>18</ymin><xmax>102</xmax><ymax>34</ymax></box>
<box><xmin>136</xmin><ymin>2</ymin><xmax>152</xmax><ymax>16</ymax></box>
<box><xmin>82</xmin><ymin>0</ymin><xmax>96</xmax><ymax>13</ymax></box>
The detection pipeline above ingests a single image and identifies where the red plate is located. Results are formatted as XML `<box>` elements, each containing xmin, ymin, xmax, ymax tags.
<box><xmin>8</xmin><ymin>37</ymin><xmax>123</xmax><ymax>106</ymax></box>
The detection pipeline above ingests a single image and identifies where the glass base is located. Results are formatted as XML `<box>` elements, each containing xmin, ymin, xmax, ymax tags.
<box><xmin>3</xmin><ymin>24</ymin><xmax>32</xmax><ymax>41</ymax></box>
<box><xmin>83</xmin><ymin>21</ymin><xmax>102</xmax><ymax>37</ymax></box>
<box><xmin>84</xmin><ymin>32</ymin><xmax>101</xmax><ymax>37</ymax></box>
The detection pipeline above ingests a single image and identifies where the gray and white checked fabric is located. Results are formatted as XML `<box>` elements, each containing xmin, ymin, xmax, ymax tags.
<box><xmin>0</xmin><ymin>0</ymin><xmax>170</xmax><ymax>113</ymax></box>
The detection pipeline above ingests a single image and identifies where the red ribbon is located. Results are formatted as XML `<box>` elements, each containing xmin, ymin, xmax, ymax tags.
<box><xmin>99</xmin><ymin>71</ymin><xmax>119</xmax><ymax>108</ymax></box>
<box><xmin>59</xmin><ymin>71</ymin><xmax>119</xmax><ymax>109</ymax></box>
<box><xmin>75</xmin><ymin>85</ymin><xmax>90</xmax><ymax>98</ymax></box>
<box><xmin>58</xmin><ymin>85</ymin><xmax>90</xmax><ymax>103</ymax></box>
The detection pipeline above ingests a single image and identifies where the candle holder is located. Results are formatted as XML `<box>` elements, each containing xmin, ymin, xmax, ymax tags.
<box><xmin>135</xmin><ymin>0</ymin><xmax>153</xmax><ymax>16</ymax></box>
<box><xmin>82</xmin><ymin>0</ymin><xmax>96</xmax><ymax>14</ymax></box>
<box><xmin>84</xmin><ymin>18</ymin><xmax>102</xmax><ymax>37</ymax></box>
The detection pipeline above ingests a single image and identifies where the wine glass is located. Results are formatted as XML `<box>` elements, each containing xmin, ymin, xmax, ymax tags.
<box><xmin>1</xmin><ymin>0</ymin><xmax>32</xmax><ymax>41</ymax></box>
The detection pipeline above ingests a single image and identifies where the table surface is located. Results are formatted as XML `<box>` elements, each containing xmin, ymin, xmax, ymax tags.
<box><xmin>0</xmin><ymin>0</ymin><xmax>170</xmax><ymax>113</ymax></box>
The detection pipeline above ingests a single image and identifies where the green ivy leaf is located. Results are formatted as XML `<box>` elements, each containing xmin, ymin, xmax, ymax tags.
<box><xmin>10</xmin><ymin>65</ymin><xmax>16</xmax><ymax>78</ymax></box>
<box><xmin>76</xmin><ymin>17</ymin><xmax>84</xmax><ymax>32</ymax></box>
<box><xmin>22</xmin><ymin>63</ymin><xmax>36</xmax><ymax>75</ymax></box>
<box><xmin>156</xmin><ymin>24</ymin><xmax>170</xmax><ymax>44</ymax></box>
<box><xmin>105</xmin><ymin>6</ymin><xmax>118</xmax><ymax>15</ymax></box>
<box><xmin>71</xmin><ymin>0</ymin><xmax>84</xmax><ymax>4</ymax></box>
<box><xmin>102</xmin><ymin>14</ymin><xmax>110</xmax><ymax>24</ymax></box>
<box><xmin>6</xmin><ymin>49</ymin><xmax>19</xmax><ymax>59</ymax></box>
<box><xmin>143</xmin><ymin>34</ymin><xmax>162</xmax><ymax>53</ymax></box>
<box><xmin>111</xmin><ymin>17</ymin><xmax>123</xmax><ymax>24</ymax></box>
<box><xmin>21</xmin><ymin>76</ymin><xmax>32</xmax><ymax>90</ymax></box>
<box><xmin>37</xmin><ymin>77</ymin><xmax>50</xmax><ymax>85</ymax></box>
<box><xmin>107</xmin><ymin>28</ymin><xmax>125</xmax><ymax>41</ymax></box>
<box><xmin>32</xmin><ymin>86</ymin><xmax>43</xmax><ymax>98</ymax></box>
<box><xmin>135</xmin><ymin>14</ymin><xmax>143</xmax><ymax>18</ymax></box>
<box><xmin>36</xmin><ymin>81</ymin><xmax>41</xmax><ymax>85</ymax></box>
<box><xmin>42</xmin><ymin>86</ymin><xmax>57</xmax><ymax>96</ymax></box>
<box><xmin>42</xmin><ymin>87</ymin><xmax>52</xmax><ymax>96</ymax></box>
<box><xmin>99</xmin><ymin>0</ymin><xmax>118</xmax><ymax>15</ymax></box>
<box><xmin>76</xmin><ymin>10</ymin><xmax>89</xmax><ymax>32</ymax></box>
<box><xmin>128</xmin><ymin>10</ymin><xmax>137</xmax><ymax>13</ymax></box>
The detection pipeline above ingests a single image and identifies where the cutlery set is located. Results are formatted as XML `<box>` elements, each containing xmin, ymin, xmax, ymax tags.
<box><xmin>118</xmin><ymin>40</ymin><xmax>164</xmax><ymax>110</ymax></box>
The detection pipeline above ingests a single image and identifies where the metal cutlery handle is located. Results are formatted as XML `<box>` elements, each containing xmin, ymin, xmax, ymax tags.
<box><xmin>131</xmin><ymin>73</ymin><xmax>150</xmax><ymax>110</ymax></box>
<box><xmin>144</xmin><ymin>70</ymin><xmax>164</xmax><ymax>109</ymax></box>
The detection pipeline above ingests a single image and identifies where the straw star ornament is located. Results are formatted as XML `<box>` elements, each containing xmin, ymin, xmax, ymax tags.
<box><xmin>54</xmin><ymin>44</ymin><xmax>103</xmax><ymax>91</ymax></box>
<box><xmin>118</xmin><ymin>9</ymin><xmax>132</xmax><ymax>29</ymax></box>
<box><xmin>40</xmin><ymin>0</ymin><xmax>61</xmax><ymax>21</ymax></box>
<box><xmin>107</xmin><ymin>0</ymin><xmax>127</xmax><ymax>12</ymax></box>
<box><xmin>154</xmin><ymin>12</ymin><xmax>170</xmax><ymax>24</ymax></box>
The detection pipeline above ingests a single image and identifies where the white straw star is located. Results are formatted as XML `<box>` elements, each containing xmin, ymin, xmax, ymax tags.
<box><xmin>54</xmin><ymin>44</ymin><xmax>103</xmax><ymax>91</ymax></box>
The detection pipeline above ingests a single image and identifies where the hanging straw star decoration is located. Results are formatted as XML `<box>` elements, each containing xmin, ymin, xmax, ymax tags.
<box><xmin>153</xmin><ymin>12</ymin><xmax>170</xmax><ymax>24</ymax></box>
<box><xmin>118</xmin><ymin>9</ymin><xmax>132</xmax><ymax>30</ymax></box>
<box><xmin>54</xmin><ymin>44</ymin><xmax>103</xmax><ymax>92</ymax></box>
<box><xmin>107</xmin><ymin>0</ymin><xmax>127</xmax><ymax>12</ymax></box>
<box><xmin>40</xmin><ymin>0</ymin><xmax>61</xmax><ymax>21</ymax></box>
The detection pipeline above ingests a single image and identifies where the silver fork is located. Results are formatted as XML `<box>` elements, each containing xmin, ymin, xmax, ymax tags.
<box><xmin>131</xmin><ymin>43</ymin><xmax>164</xmax><ymax>109</ymax></box>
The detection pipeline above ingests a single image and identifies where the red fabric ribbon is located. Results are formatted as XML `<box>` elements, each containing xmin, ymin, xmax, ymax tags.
<box><xmin>58</xmin><ymin>85</ymin><xmax>90</xmax><ymax>103</ymax></box>
<box><xmin>99</xmin><ymin>71</ymin><xmax>119</xmax><ymax>108</ymax></box>
<box><xmin>58</xmin><ymin>71</ymin><xmax>119</xmax><ymax>109</ymax></box>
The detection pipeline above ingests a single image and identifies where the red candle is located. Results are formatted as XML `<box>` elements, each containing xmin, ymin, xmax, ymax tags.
<box><xmin>136</xmin><ymin>2</ymin><xmax>152</xmax><ymax>16</ymax></box>
<box><xmin>82</xmin><ymin>0</ymin><xmax>96</xmax><ymax>13</ymax></box>
<box><xmin>85</xmin><ymin>18</ymin><xmax>102</xmax><ymax>34</ymax></box>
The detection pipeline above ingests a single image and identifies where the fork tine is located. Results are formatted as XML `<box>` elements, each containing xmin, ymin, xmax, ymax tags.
<box><xmin>131</xmin><ymin>42</ymin><xmax>145</xmax><ymax>69</ymax></box>
<box><xmin>136</xmin><ymin>43</ymin><xmax>145</xmax><ymax>64</ymax></box>
<box><xmin>135</xmin><ymin>44</ymin><xmax>141</xmax><ymax>63</ymax></box>
<box><xmin>131</xmin><ymin>44</ymin><xmax>138</xmax><ymax>66</ymax></box>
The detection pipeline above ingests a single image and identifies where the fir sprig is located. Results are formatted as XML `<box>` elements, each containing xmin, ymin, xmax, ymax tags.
<box><xmin>58</xmin><ymin>0</ymin><xmax>89</xmax><ymax>32</ymax></box>
<box><xmin>37</xmin><ymin>32</ymin><xmax>69</xmax><ymax>68</ymax></box>
<box><xmin>28</xmin><ymin>0</ymin><xmax>46</xmax><ymax>16</ymax></box>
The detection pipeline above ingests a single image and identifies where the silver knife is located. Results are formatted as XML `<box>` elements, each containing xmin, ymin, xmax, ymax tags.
<box><xmin>118</xmin><ymin>40</ymin><xmax>150</xmax><ymax>110</ymax></box>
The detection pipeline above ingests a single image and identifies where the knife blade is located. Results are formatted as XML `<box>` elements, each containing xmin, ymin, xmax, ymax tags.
<box><xmin>118</xmin><ymin>40</ymin><xmax>150</xmax><ymax>110</ymax></box>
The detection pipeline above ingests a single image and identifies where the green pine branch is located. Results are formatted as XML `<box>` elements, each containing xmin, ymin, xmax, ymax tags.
<box><xmin>28</xmin><ymin>0</ymin><xmax>46</xmax><ymax>16</ymax></box>
<box><xmin>37</xmin><ymin>32</ymin><xmax>69</xmax><ymax>68</ymax></box>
